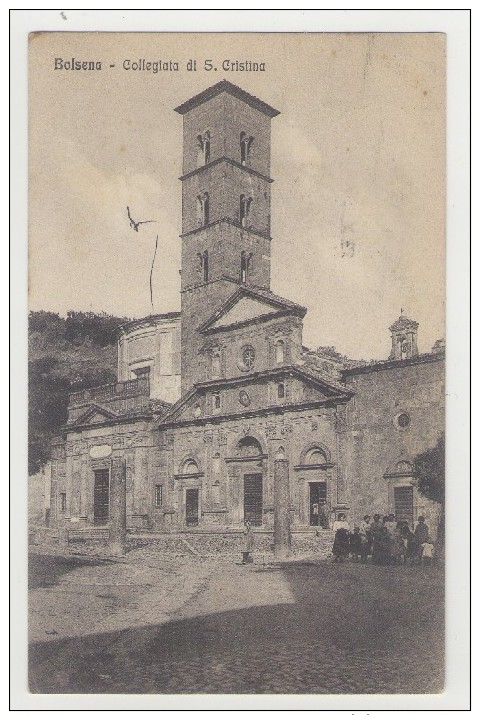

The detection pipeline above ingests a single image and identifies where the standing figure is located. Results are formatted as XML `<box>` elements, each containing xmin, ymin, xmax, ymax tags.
<box><xmin>398</xmin><ymin>520</ymin><xmax>415</xmax><ymax>563</ymax></box>
<box><xmin>332</xmin><ymin>513</ymin><xmax>350</xmax><ymax>563</ymax></box>
<box><xmin>319</xmin><ymin>501</ymin><xmax>329</xmax><ymax>529</ymax></box>
<box><xmin>413</xmin><ymin>516</ymin><xmax>429</xmax><ymax>563</ymax></box>
<box><xmin>421</xmin><ymin>539</ymin><xmax>435</xmax><ymax>565</ymax></box>
<box><xmin>375</xmin><ymin>517</ymin><xmax>392</xmax><ymax>565</ymax></box>
<box><xmin>370</xmin><ymin>514</ymin><xmax>383</xmax><ymax>564</ymax></box>
<box><xmin>359</xmin><ymin>515</ymin><xmax>372</xmax><ymax>562</ymax></box>
<box><xmin>242</xmin><ymin>521</ymin><xmax>254</xmax><ymax>564</ymax></box>
<box><xmin>392</xmin><ymin>520</ymin><xmax>407</xmax><ymax>564</ymax></box>
<box><xmin>385</xmin><ymin>514</ymin><xmax>398</xmax><ymax>564</ymax></box>
<box><xmin>349</xmin><ymin>526</ymin><xmax>362</xmax><ymax>562</ymax></box>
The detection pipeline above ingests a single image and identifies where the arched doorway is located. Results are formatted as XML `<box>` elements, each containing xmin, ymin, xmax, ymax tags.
<box><xmin>294</xmin><ymin>444</ymin><xmax>333</xmax><ymax>527</ymax></box>
<box><xmin>181</xmin><ymin>458</ymin><xmax>200</xmax><ymax>526</ymax></box>
<box><xmin>305</xmin><ymin>448</ymin><xmax>329</xmax><ymax>527</ymax></box>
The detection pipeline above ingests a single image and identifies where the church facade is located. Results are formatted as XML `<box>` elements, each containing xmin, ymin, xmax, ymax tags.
<box><xmin>49</xmin><ymin>81</ymin><xmax>444</xmax><ymax>541</ymax></box>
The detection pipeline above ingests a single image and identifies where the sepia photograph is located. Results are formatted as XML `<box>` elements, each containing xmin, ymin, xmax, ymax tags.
<box><xmin>17</xmin><ymin>18</ymin><xmax>469</xmax><ymax>705</ymax></box>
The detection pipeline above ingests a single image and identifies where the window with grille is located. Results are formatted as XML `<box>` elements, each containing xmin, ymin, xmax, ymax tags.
<box><xmin>394</xmin><ymin>486</ymin><xmax>414</xmax><ymax>527</ymax></box>
<box><xmin>242</xmin><ymin>345</ymin><xmax>255</xmax><ymax>370</ymax></box>
<box><xmin>154</xmin><ymin>485</ymin><xmax>163</xmax><ymax>508</ymax></box>
<box><xmin>244</xmin><ymin>474</ymin><xmax>263</xmax><ymax>526</ymax></box>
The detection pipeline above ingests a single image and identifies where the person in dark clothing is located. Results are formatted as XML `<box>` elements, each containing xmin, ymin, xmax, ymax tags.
<box><xmin>370</xmin><ymin>514</ymin><xmax>383</xmax><ymax>564</ymax></box>
<box><xmin>399</xmin><ymin>521</ymin><xmax>415</xmax><ymax>563</ymax></box>
<box><xmin>413</xmin><ymin>516</ymin><xmax>429</xmax><ymax>563</ymax></box>
<box><xmin>359</xmin><ymin>515</ymin><xmax>372</xmax><ymax>562</ymax></box>
<box><xmin>376</xmin><ymin>517</ymin><xmax>392</xmax><ymax>565</ymax></box>
<box><xmin>332</xmin><ymin>513</ymin><xmax>350</xmax><ymax>562</ymax></box>
<box><xmin>349</xmin><ymin>526</ymin><xmax>362</xmax><ymax>562</ymax></box>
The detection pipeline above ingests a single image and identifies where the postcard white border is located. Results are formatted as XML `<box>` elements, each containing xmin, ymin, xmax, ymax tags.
<box><xmin>10</xmin><ymin>9</ymin><xmax>471</xmax><ymax>712</ymax></box>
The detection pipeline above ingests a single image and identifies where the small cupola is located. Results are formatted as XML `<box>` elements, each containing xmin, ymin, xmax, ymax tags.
<box><xmin>389</xmin><ymin>312</ymin><xmax>419</xmax><ymax>361</ymax></box>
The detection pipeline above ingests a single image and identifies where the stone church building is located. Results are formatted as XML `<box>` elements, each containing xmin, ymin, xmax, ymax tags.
<box><xmin>49</xmin><ymin>81</ymin><xmax>445</xmax><ymax>544</ymax></box>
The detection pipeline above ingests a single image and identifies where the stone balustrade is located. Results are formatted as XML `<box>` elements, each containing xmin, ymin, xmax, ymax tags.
<box><xmin>69</xmin><ymin>376</ymin><xmax>150</xmax><ymax>407</ymax></box>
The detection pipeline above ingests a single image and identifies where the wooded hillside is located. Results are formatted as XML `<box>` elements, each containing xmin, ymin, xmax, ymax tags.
<box><xmin>28</xmin><ymin>311</ymin><xmax>129</xmax><ymax>475</ymax></box>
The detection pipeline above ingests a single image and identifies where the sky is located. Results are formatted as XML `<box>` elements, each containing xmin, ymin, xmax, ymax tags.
<box><xmin>29</xmin><ymin>32</ymin><xmax>445</xmax><ymax>360</ymax></box>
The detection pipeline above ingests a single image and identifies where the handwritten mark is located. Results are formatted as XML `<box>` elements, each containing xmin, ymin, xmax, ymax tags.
<box><xmin>60</xmin><ymin>11</ymin><xmax>67</xmax><ymax>20</ymax></box>
<box><xmin>363</xmin><ymin>34</ymin><xmax>375</xmax><ymax>81</ymax></box>
<box><xmin>150</xmin><ymin>235</ymin><xmax>159</xmax><ymax>312</ymax></box>
<box><xmin>340</xmin><ymin>202</ymin><xmax>355</xmax><ymax>257</ymax></box>
<box><xmin>127</xmin><ymin>206</ymin><xmax>156</xmax><ymax>232</ymax></box>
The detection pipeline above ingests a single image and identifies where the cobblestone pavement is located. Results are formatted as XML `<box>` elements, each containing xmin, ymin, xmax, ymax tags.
<box><xmin>29</xmin><ymin>547</ymin><xmax>444</xmax><ymax>694</ymax></box>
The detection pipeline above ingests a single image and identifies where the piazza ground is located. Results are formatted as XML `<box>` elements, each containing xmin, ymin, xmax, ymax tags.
<box><xmin>28</xmin><ymin>546</ymin><xmax>444</xmax><ymax>694</ymax></box>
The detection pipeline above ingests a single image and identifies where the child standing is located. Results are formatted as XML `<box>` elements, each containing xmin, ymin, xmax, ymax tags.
<box><xmin>422</xmin><ymin>539</ymin><xmax>434</xmax><ymax>565</ymax></box>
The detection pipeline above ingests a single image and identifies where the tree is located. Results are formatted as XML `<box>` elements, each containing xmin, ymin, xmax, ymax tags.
<box><xmin>412</xmin><ymin>433</ymin><xmax>445</xmax><ymax>545</ymax></box>
<box><xmin>28</xmin><ymin>311</ymin><xmax>125</xmax><ymax>475</ymax></box>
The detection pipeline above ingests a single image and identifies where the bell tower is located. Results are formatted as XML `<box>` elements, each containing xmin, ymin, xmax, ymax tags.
<box><xmin>174</xmin><ymin>81</ymin><xmax>280</xmax><ymax>393</ymax></box>
<box><xmin>389</xmin><ymin>313</ymin><xmax>419</xmax><ymax>360</ymax></box>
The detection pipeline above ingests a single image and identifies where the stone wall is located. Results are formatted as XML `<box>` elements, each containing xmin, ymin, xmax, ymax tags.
<box><xmin>342</xmin><ymin>356</ymin><xmax>444</xmax><ymax>534</ymax></box>
<box><xmin>159</xmin><ymin>405</ymin><xmax>339</xmax><ymax>532</ymax></box>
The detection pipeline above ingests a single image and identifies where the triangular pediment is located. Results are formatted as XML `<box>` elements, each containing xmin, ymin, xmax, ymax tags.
<box><xmin>200</xmin><ymin>286</ymin><xmax>307</xmax><ymax>334</ymax></box>
<box><xmin>73</xmin><ymin>403</ymin><xmax>119</xmax><ymax>426</ymax></box>
<box><xmin>210</xmin><ymin>296</ymin><xmax>279</xmax><ymax>329</ymax></box>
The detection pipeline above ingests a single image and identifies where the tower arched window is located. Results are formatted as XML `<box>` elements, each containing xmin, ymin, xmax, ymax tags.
<box><xmin>241</xmin><ymin>251</ymin><xmax>247</xmax><ymax>283</ymax></box>
<box><xmin>240</xmin><ymin>251</ymin><xmax>253</xmax><ymax>283</ymax></box>
<box><xmin>197</xmin><ymin>192</ymin><xmax>210</xmax><ymax>227</ymax></box>
<box><xmin>240</xmin><ymin>195</ymin><xmax>252</xmax><ymax>228</ymax></box>
<box><xmin>203</xmin><ymin>250</ymin><xmax>209</xmax><ymax>282</ymax></box>
<box><xmin>196</xmin><ymin>196</ymin><xmax>203</xmax><ymax>225</ymax></box>
<box><xmin>211</xmin><ymin>353</ymin><xmax>221</xmax><ymax>378</ymax></box>
<box><xmin>196</xmin><ymin>130</ymin><xmax>211</xmax><ymax>167</ymax></box>
<box><xmin>240</xmin><ymin>132</ymin><xmax>253</xmax><ymax>166</ymax></box>
<box><xmin>275</xmin><ymin>340</ymin><xmax>285</xmax><ymax>364</ymax></box>
<box><xmin>277</xmin><ymin>383</ymin><xmax>285</xmax><ymax>399</ymax></box>
<box><xmin>203</xmin><ymin>131</ymin><xmax>210</xmax><ymax>164</ymax></box>
<box><xmin>203</xmin><ymin>192</ymin><xmax>209</xmax><ymax>225</ymax></box>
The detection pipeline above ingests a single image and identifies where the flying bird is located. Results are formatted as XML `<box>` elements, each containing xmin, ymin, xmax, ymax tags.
<box><xmin>127</xmin><ymin>206</ymin><xmax>156</xmax><ymax>232</ymax></box>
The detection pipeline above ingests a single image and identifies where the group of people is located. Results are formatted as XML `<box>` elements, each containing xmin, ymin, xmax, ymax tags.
<box><xmin>331</xmin><ymin>512</ymin><xmax>434</xmax><ymax>565</ymax></box>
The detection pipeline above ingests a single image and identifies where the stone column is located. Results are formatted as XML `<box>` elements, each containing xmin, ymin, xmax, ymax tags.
<box><xmin>298</xmin><ymin>477</ymin><xmax>307</xmax><ymax>525</ymax></box>
<box><xmin>229</xmin><ymin>465</ymin><xmax>242</xmax><ymax>525</ymax></box>
<box><xmin>109</xmin><ymin>457</ymin><xmax>126</xmax><ymax>556</ymax></box>
<box><xmin>274</xmin><ymin>458</ymin><xmax>291</xmax><ymax>558</ymax></box>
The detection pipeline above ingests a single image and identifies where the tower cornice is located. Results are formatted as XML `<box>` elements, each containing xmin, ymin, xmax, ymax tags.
<box><xmin>179</xmin><ymin>156</ymin><xmax>274</xmax><ymax>184</ymax></box>
<box><xmin>180</xmin><ymin>217</ymin><xmax>273</xmax><ymax>242</ymax></box>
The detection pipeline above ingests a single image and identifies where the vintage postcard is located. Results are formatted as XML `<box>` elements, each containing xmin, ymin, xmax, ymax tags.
<box><xmin>17</xmin><ymin>17</ymin><xmax>469</xmax><ymax>709</ymax></box>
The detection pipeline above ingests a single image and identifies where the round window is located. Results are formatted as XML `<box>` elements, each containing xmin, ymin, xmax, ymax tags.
<box><xmin>242</xmin><ymin>345</ymin><xmax>256</xmax><ymax>370</ymax></box>
<box><xmin>395</xmin><ymin>412</ymin><xmax>411</xmax><ymax>429</ymax></box>
<box><xmin>239</xmin><ymin>390</ymin><xmax>251</xmax><ymax>407</ymax></box>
